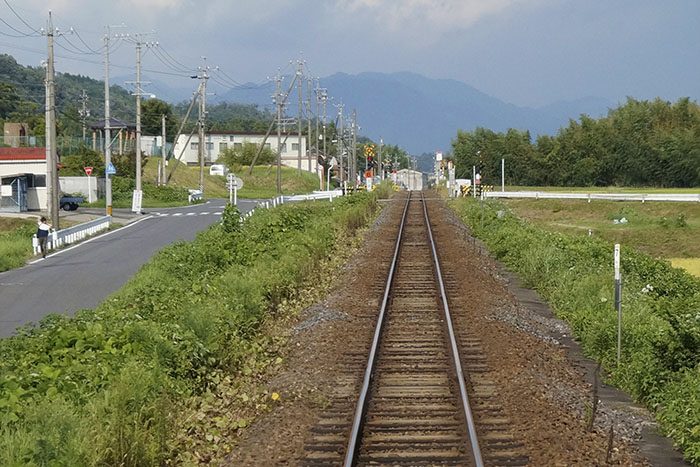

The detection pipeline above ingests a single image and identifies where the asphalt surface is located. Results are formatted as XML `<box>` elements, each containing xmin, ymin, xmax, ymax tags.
<box><xmin>0</xmin><ymin>199</ymin><xmax>260</xmax><ymax>338</ymax></box>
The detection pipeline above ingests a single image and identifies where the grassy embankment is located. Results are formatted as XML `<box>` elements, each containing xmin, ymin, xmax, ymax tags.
<box><xmin>141</xmin><ymin>157</ymin><xmax>321</xmax><ymax>200</ymax></box>
<box><xmin>0</xmin><ymin>191</ymin><xmax>381</xmax><ymax>465</ymax></box>
<box><xmin>452</xmin><ymin>196</ymin><xmax>700</xmax><ymax>465</ymax></box>
<box><xmin>501</xmin><ymin>198</ymin><xmax>700</xmax><ymax>277</ymax></box>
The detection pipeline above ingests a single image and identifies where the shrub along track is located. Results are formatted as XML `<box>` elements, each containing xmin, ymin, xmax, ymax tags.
<box><xmin>225</xmin><ymin>192</ymin><xmax>680</xmax><ymax>466</ymax></box>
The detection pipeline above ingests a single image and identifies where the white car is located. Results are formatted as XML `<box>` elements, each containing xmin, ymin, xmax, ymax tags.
<box><xmin>209</xmin><ymin>164</ymin><xmax>227</xmax><ymax>176</ymax></box>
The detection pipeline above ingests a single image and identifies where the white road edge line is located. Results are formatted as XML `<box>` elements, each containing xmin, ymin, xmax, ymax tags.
<box><xmin>28</xmin><ymin>215</ymin><xmax>155</xmax><ymax>264</ymax></box>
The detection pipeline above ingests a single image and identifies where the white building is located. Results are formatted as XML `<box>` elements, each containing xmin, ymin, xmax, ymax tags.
<box><xmin>0</xmin><ymin>147</ymin><xmax>48</xmax><ymax>212</ymax></box>
<box><xmin>396</xmin><ymin>169</ymin><xmax>426</xmax><ymax>191</ymax></box>
<box><xmin>172</xmin><ymin>132</ymin><xmax>316</xmax><ymax>172</ymax></box>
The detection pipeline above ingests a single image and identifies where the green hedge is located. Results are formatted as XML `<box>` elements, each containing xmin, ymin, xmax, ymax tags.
<box><xmin>0</xmin><ymin>192</ymin><xmax>379</xmax><ymax>465</ymax></box>
<box><xmin>451</xmin><ymin>198</ymin><xmax>700</xmax><ymax>465</ymax></box>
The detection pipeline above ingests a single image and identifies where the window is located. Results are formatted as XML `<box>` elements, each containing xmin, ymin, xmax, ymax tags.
<box><xmin>191</xmin><ymin>142</ymin><xmax>199</xmax><ymax>150</ymax></box>
<box><xmin>233</xmin><ymin>143</ymin><xmax>242</xmax><ymax>150</ymax></box>
<box><xmin>29</xmin><ymin>174</ymin><xmax>46</xmax><ymax>187</ymax></box>
<box><xmin>279</xmin><ymin>143</ymin><xmax>287</xmax><ymax>152</ymax></box>
<box><xmin>219</xmin><ymin>142</ymin><xmax>228</xmax><ymax>151</ymax></box>
<box><xmin>292</xmin><ymin>143</ymin><xmax>299</xmax><ymax>151</ymax></box>
<box><xmin>265</xmin><ymin>143</ymin><xmax>271</xmax><ymax>149</ymax></box>
<box><xmin>206</xmin><ymin>142</ymin><xmax>214</xmax><ymax>150</ymax></box>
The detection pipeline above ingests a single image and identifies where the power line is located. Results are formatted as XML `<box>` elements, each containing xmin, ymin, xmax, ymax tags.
<box><xmin>72</xmin><ymin>28</ymin><xmax>102</xmax><ymax>54</ymax></box>
<box><xmin>0</xmin><ymin>17</ymin><xmax>38</xmax><ymax>37</ymax></box>
<box><xmin>2</xmin><ymin>0</ymin><xmax>41</xmax><ymax>35</ymax></box>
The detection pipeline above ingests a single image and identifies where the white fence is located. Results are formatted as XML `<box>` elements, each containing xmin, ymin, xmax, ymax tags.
<box><xmin>33</xmin><ymin>216</ymin><xmax>111</xmax><ymax>255</ymax></box>
<box><xmin>485</xmin><ymin>191</ymin><xmax>700</xmax><ymax>203</ymax></box>
<box><xmin>241</xmin><ymin>190</ymin><xmax>344</xmax><ymax>220</ymax></box>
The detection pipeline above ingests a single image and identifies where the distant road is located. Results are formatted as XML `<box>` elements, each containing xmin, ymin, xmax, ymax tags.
<box><xmin>0</xmin><ymin>199</ymin><xmax>258</xmax><ymax>338</ymax></box>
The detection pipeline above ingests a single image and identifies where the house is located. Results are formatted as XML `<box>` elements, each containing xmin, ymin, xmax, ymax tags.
<box><xmin>172</xmin><ymin>131</ymin><xmax>316</xmax><ymax>172</ymax></box>
<box><xmin>0</xmin><ymin>147</ymin><xmax>47</xmax><ymax>212</ymax></box>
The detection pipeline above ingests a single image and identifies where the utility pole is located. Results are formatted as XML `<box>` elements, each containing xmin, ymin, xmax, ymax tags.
<box><xmin>379</xmin><ymin>137</ymin><xmax>383</xmax><ymax>180</ymax></box>
<box><xmin>351</xmin><ymin>109</ymin><xmax>357</xmax><ymax>187</ymax></box>
<box><xmin>306</xmin><ymin>77</ymin><xmax>313</xmax><ymax>173</ymax></box>
<box><xmin>104</xmin><ymin>28</ymin><xmax>112</xmax><ymax>216</ymax></box>
<box><xmin>273</xmin><ymin>71</ymin><xmax>284</xmax><ymax>194</ymax></box>
<box><xmin>320</xmin><ymin>88</ymin><xmax>328</xmax><ymax>187</ymax></box>
<box><xmin>44</xmin><ymin>12</ymin><xmax>59</xmax><ymax>228</ymax></box>
<box><xmin>103</xmin><ymin>25</ymin><xmax>122</xmax><ymax>217</ymax></box>
<box><xmin>79</xmin><ymin>89</ymin><xmax>89</xmax><ymax>143</ymax></box>
<box><xmin>131</xmin><ymin>39</ymin><xmax>144</xmax><ymax>212</ymax></box>
<box><xmin>336</xmin><ymin>102</ymin><xmax>345</xmax><ymax>184</ymax></box>
<box><xmin>315</xmin><ymin>80</ymin><xmax>321</xmax><ymax>175</ymax></box>
<box><xmin>160</xmin><ymin>114</ymin><xmax>166</xmax><ymax>186</ymax></box>
<box><xmin>193</xmin><ymin>60</ymin><xmax>209</xmax><ymax>195</ymax></box>
<box><xmin>297</xmin><ymin>60</ymin><xmax>303</xmax><ymax>174</ymax></box>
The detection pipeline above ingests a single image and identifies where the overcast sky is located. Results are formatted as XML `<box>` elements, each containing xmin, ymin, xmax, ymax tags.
<box><xmin>1</xmin><ymin>0</ymin><xmax>698</xmax><ymax>108</ymax></box>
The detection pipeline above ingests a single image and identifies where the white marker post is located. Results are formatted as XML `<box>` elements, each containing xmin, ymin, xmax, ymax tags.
<box><xmin>227</xmin><ymin>173</ymin><xmax>238</xmax><ymax>206</ymax></box>
<box><xmin>614</xmin><ymin>244</ymin><xmax>622</xmax><ymax>366</ymax></box>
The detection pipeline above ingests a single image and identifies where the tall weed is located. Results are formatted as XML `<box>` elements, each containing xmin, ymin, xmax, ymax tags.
<box><xmin>451</xmin><ymin>197</ymin><xmax>700</xmax><ymax>464</ymax></box>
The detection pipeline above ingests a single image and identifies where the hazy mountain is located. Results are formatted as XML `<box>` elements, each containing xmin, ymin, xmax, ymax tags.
<box><xmin>218</xmin><ymin>71</ymin><xmax>614</xmax><ymax>155</ymax></box>
<box><xmin>3</xmin><ymin>51</ymin><xmax>614</xmax><ymax>155</ymax></box>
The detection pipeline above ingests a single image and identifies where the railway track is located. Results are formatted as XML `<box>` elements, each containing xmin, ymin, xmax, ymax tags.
<box><xmin>303</xmin><ymin>191</ymin><xmax>528</xmax><ymax>466</ymax></box>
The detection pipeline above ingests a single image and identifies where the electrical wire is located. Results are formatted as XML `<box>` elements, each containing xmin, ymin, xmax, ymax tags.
<box><xmin>3</xmin><ymin>0</ymin><xmax>41</xmax><ymax>35</ymax></box>
<box><xmin>0</xmin><ymin>17</ymin><xmax>39</xmax><ymax>37</ymax></box>
<box><xmin>73</xmin><ymin>28</ymin><xmax>103</xmax><ymax>54</ymax></box>
<box><xmin>156</xmin><ymin>44</ymin><xmax>195</xmax><ymax>73</ymax></box>
<box><xmin>55</xmin><ymin>34</ymin><xmax>93</xmax><ymax>55</ymax></box>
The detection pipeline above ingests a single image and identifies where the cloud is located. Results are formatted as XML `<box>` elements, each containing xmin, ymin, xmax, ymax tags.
<box><xmin>336</xmin><ymin>0</ymin><xmax>546</xmax><ymax>34</ymax></box>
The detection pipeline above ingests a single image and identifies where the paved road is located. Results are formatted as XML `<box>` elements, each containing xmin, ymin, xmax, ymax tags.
<box><xmin>0</xmin><ymin>199</ymin><xmax>260</xmax><ymax>337</ymax></box>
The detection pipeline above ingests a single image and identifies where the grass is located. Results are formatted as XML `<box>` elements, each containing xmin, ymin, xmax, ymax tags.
<box><xmin>0</xmin><ymin>193</ymin><xmax>380</xmax><ymax>465</ymax></box>
<box><xmin>506</xmin><ymin>186</ymin><xmax>700</xmax><ymax>194</ymax></box>
<box><xmin>142</xmin><ymin>158</ymin><xmax>321</xmax><ymax>200</ymax></box>
<box><xmin>0</xmin><ymin>217</ymin><xmax>36</xmax><ymax>272</ymax></box>
<box><xmin>670</xmin><ymin>258</ymin><xmax>700</xmax><ymax>277</ymax></box>
<box><xmin>502</xmin><ymin>198</ymin><xmax>700</xmax><ymax>259</ymax></box>
<box><xmin>450</xmin><ymin>197</ymin><xmax>700</xmax><ymax>465</ymax></box>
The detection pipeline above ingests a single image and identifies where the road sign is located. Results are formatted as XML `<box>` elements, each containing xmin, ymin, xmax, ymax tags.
<box><xmin>106</xmin><ymin>162</ymin><xmax>116</xmax><ymax>175</ymax></box>
<box><xmin>84</xmin><ymin>166</ymin><xmax>93</xmax><ymax>176</ymax></box>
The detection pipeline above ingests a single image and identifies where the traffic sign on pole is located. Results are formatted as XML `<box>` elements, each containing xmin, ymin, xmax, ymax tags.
<box><xmin>84</xmin><ymin>166</ymin><xmax>93</xmax><ymax>176</ymax></box>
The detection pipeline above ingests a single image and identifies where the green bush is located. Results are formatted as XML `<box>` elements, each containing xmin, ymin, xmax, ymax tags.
<box><xmin>110</xmin><ymin>176</ymin><xmax>188</xmax><ymax>204</ymax></box>
<box><xmin>0</xmin><ymin>191</ymin><xmax>379</xmax><ymax>465</ymax></box>
<box><xmin>451</xmin><ymin>198</ymin><xmax>700</xmax><ymax>464</ymax></box>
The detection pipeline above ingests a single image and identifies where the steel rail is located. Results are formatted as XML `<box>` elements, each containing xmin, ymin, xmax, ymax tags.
<box><xmin>421</xmin><ymin>191</ymin><xmax>484</xmax><ymax>467</ymax></box>
<box><xmin>343</xmin><ymin>191</ymin><xmax>412</xmax><ymax>467</ymax></box>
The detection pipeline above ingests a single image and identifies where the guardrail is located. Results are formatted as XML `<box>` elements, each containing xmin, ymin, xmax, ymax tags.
<box><xmin>484</xmin><ymin>191</ymin><xmax>700</xmax><ymax>203</ymax></box>
<box><xmin>241</xmin><ymin>190</ymin><xmax>345</xmax><ymax>220</ymax></box>
<box><xmin>32</xmin><ymin>216</ymin><xmax>111</xmax><ymax>255</ymax></box>
<box><xmin>281</xmin><ymin>190</ymin><xmax>343</xmax><ymax>203</ymax></box>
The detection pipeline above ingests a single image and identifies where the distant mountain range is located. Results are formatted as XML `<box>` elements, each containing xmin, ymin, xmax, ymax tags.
<box><xmin>215</xmin><ymin>71</ymin><xmax>615</xmax><ymax>155</ymax></box>
<box><xmin>103</xmin><ymin>70</ymin><xmax>618</xmax><ymax>155</ymax></box>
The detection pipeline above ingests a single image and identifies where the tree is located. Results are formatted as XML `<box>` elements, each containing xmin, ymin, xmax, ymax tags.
<box><xmin>141</xmin><ymin>98</ymin><xmax>178</xmax><ymax>137</ymax></box>
<box><xmin>0</xmin><ymin>83</ymin><xmax>19</xmax><ymax>118</ymax></box>
<box><xmin>217</xmin><ymin>142</ymin><xmax>275</xmax><ymax>168</ymax></box>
